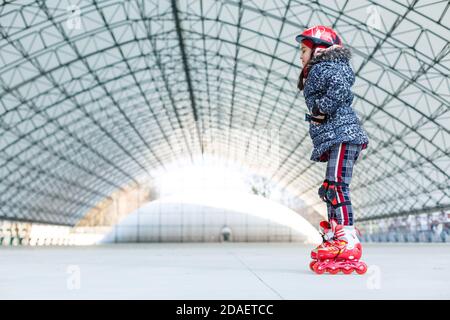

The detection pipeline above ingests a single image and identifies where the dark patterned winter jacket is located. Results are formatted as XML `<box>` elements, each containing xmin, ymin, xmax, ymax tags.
<box><xmin>302</xmin><ymin>45</ymin><xmax>369</xmax><ymax>162</ymax></box>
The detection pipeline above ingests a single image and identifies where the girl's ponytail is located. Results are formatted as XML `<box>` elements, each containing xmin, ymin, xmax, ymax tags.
<box><xmin>297</xmin><ymin>45</ymin><xmax>316</xmax><ymax>91</ymax></box>
<box><xmin>297</xmin><ymin>67</ymin><xmax>306</xmax><ymax>91</ymax></box>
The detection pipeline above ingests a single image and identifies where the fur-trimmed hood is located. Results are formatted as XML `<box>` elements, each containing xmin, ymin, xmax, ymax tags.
<box><xmin>309</xmin><ymin>45</ymin><xmax>352</xmax><ymax>65</ymax></box>
<box><xmin>298</xmin><ymin>45</ymin><xmax>352</xmax><ymax>91</ymax></box>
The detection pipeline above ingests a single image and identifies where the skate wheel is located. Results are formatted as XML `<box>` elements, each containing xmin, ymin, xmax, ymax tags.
<box><xmin>309</xmin><ymin>261</ymin><xmax>316</xmax><ymax>271</ymax></box>
<box><xmin>355</xmin><ymin>262</ymin><xmax>368</xmax><ymax>275</ymax></box>
<box><xmin>313</xmin><ymin>263</ymin><xmax>326</xmax><ymax>275</ymax></box>
<box><xmin>328</xmin><ymin>267</ymin><xmax>340</xmax><ymax>275</ymax></box>
<box><xmin>342</xmin><ymin>267</ymin><xmax>353</xmax><ymax>275</ymax></box>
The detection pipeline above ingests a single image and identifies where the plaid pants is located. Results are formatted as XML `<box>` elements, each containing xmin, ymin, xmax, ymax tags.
<box><xmin>325</xmin><ymin>143</ymin><xmax>363</xmax><ymax>226</ymax></box>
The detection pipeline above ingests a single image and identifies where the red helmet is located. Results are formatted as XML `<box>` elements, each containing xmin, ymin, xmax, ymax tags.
<box><xmin>295</xmin><ymin>25</ymin><xmax>342</xmax><ymax>48</ymax></box>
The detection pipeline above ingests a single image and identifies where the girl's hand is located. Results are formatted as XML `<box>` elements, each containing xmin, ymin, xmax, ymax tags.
<box><xmin>310</xmin><ymin>103</ymin><xmax>327</xmax><ymax>124</ymax></box>
<box><xmin>311</xmin><ymin>113</ymin><xmax>326</xmax><ymax>125</ymax></box>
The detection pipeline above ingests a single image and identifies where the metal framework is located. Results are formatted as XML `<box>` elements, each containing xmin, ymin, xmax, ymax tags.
<box><xmin>0</xmin><ymin>0</ymin><xmax>449</xmax><ymax>226</ymax></box>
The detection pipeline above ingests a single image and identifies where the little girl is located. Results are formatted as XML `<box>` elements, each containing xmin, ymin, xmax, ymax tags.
<box><xmin>295</xmin><ymin>26</ymin><xmax>370</xmax><ymax>274</ymax></box>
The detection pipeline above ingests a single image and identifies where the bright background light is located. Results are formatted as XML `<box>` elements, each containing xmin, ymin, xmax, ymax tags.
<box><xmin>153</xmin><ymin>156</ymin><xmax>251</xmax><ymax>199</ymax></box>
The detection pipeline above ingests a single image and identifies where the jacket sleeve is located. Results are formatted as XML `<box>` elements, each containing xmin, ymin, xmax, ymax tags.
<box><xmin>313</xmin><ymin>64</ymin><xmax>353</xmax><ymax>115</ymax></box>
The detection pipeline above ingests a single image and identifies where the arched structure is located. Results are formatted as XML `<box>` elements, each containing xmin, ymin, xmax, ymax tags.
<box><xmin>0</xmin><ymin>0</ymin><xmax>448</xmax><ymax>226</ymax></box>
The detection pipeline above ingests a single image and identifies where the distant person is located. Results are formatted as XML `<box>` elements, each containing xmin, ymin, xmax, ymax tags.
<box><xmin>221</xmin><ymin>225</ymin><xmax>232</xmax><ymax>242</ymax></box>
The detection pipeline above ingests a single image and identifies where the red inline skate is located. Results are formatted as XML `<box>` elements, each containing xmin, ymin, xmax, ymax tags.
<box><xmin>311</xmin><ymin>224</ymin><xmax>368</xmax><ymax>275</ymax></box>
<box><xmin>309</xmin><ymin>219</ymin><xmax>337</xmax><ymax>271</ymax></box>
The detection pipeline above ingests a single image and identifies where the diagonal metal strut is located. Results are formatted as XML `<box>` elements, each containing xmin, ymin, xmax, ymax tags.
<box><xmin>171</xmin><ymin>0</ymin><xmax>204</xmax><ymax>156</ymax></box>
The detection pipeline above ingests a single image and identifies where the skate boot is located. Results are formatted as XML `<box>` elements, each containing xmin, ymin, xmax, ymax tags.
<box><xmin>312</xmin><ymin>225</ymin><xmax>368</xmax><ymax>275</ymax></box>
<box><xmin>309</xmin><ymin>219</ymin><xmax>337</xmax><ymax>271</ymax></box>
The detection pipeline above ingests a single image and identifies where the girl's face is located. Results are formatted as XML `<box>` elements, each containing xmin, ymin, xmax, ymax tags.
<box><xmin>301</xmin><ymin>43</ymin><xmax>312</xmax><ymax>67</ymax></box>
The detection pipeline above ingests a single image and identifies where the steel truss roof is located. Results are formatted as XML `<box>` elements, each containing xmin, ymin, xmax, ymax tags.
<box><xmin>0</xmin><ymin>0</ymin><xmax>449</xmax><ymax>226</ymax></box>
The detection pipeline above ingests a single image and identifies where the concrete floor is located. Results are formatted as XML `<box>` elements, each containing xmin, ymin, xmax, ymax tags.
<box><xmin>1</xmin><ymin>243</ymin><xmax>449</xmax><ymax>299</ymax></box>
